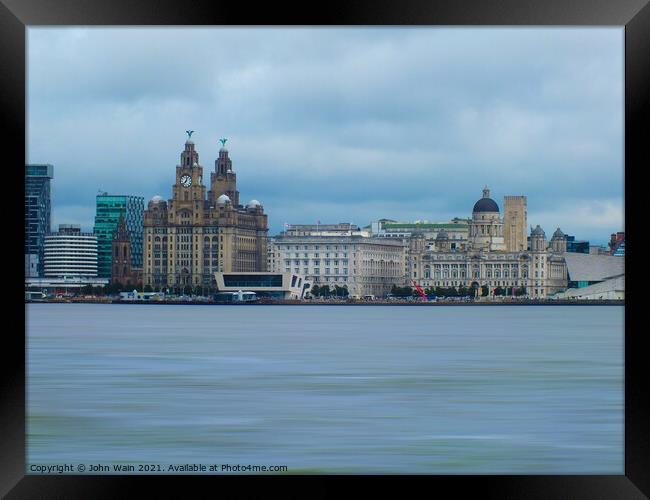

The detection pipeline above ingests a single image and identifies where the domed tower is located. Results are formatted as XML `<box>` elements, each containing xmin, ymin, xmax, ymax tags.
<box><xmin>246</xmin><ymin>199</ymin><xmax>264</xmax><ymax>213</ymax></box>
<box><xmin>469</xmin><ymin>186</ymin><xmax>506</xmax><ymax>251</ymax></box>
<box><xmin>209</xmin><ymin>138</ymin><xmax>239</xmax><ymax>207</ymax></box>
<box><xmin>180</xmin><ymin>137</ymin><xmax>199</xmax><ymax>168</ymax></box>
<box><xmin>530</xmin><ymin>225</ymin><xmax>547</xmax><ymax>252</ymax></box>
<box><xmin>144</xmin><ymin>195</ymin><xmax>168</xmax><ymax>226</ymax></box>
<box><xmin>216</xmin><ymin>194</ymin><xmax>231</xmax><ymax>206</ymax></box>
<box><xmin>435</xmin><ymin>228</ymin><xmax>451</xmax><ymax>252</ymax></box>
<box><xmin>550</xmin><ymin>227</ymin><xmax>567</xmax><ymax>253</ymax></box>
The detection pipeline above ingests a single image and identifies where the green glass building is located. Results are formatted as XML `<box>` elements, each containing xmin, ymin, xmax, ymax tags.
<box><xmin>94</xmin><ymin>194</ymin><xmax>144</xmax><ymax>278</ymax></box>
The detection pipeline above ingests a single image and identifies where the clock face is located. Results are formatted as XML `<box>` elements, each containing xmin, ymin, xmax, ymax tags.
<box><xmin>180</xmin><ymin>175</ymin><xmax>192</xmax><ymax>187</ymax></box>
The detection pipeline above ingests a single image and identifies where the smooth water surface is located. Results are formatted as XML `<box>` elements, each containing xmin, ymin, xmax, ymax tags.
<box><xmin>27</xmin><ymin>304</ymin><xmax>624</xmax><ymax>473</ymax></box>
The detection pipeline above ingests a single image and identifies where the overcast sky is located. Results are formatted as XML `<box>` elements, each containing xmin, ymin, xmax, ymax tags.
<box><xmin>27</xmin><ymin>27</ymin><xmax>624</xmax><ymax>244</ymax></box>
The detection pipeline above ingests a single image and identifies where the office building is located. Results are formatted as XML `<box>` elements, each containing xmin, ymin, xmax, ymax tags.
<box><xmin>25</xmin><ymin>164</ymin><xmax>54</xmax><ymax>277</ymax></box>
<box><xmin>566</xmin><ymin>235</ymin><xmax>590</xmax><ymax>254</ymax></box>
<box><xmin>94</xmin><ymin>193</ymin><xmax>144</xmax><ymax>278</ymax></box>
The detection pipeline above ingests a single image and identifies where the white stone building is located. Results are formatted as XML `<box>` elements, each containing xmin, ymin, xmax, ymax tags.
<box><xmin>268</xmin><ymin>232</ymin><xmax>405</xmax><ymax>297</ymax></box>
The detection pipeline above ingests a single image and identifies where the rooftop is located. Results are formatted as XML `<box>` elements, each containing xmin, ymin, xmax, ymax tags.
<box><xmin>564</xmin><ymin>252</ymin><xmax>625</xmax><ymax>282</ymax></box>
<box><xmin>381</xmin><ymin>222</ymin><xmax>469</xmax><ymax>230</ymax></box>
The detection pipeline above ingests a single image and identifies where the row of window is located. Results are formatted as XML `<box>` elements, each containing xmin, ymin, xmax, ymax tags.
<box><xmin>419</xmin><ymin>281</ymin><xmax>526</xmax><ymax>288</ymax></box>
<box><xmin>280</xmin><ymin>245</ymin><xmax>349</xmax><ymax>250</ymax></box>
<box><xmin>418</xmin><ymin>270</ymin><xmax>529</xmax><ymax>279</ymax></box>
<box><xmin>284</xmin><ymin>259</ymin><xmax>349</xmax><ymax>266</ymax></box>
<box><xmin>286</xmin><ymin>252</ymin><xmax>348</xmax><ymax>258</ymax></box>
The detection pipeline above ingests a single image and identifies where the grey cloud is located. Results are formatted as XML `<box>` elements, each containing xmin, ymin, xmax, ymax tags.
<box><xmin>27</xmin><ymin>27</ymin><xmax>623</xmax><ymax>244</ymax></box>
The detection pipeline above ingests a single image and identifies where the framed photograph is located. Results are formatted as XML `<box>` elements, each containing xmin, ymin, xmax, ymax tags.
<box><xmin>5</xmin><ymin>0</ymin><xmax>648</xmax><ymax>497</ymax></box>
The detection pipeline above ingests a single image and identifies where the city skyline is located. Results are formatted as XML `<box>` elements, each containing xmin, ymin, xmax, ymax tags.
<box><xmin>27</xmin><ymin>27</ymin><xmax>624</xmax><ymax>244</ymax></box>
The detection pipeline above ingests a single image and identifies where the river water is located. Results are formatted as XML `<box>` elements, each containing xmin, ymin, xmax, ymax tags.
<box><xmin>26</xmin><ymin>304</ymin><xmax>623</xmax><ymax>474</ymax></box>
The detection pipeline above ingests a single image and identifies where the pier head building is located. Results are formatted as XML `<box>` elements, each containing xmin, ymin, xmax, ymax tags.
<box><xmin>407</xmin><ymin>187</ymin><xmax>568</xmax><ymax>298</ymax></box>
<box><xmin>143</xmin><ymin>135</ymin><xmax>268</xmax><ymax>290</ymax></box>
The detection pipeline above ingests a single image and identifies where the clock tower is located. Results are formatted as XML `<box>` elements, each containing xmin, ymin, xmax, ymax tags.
<box><xmin>170</xmin><ymin>137</ymin><xmax>206</xmax><ymax>224</ymax></box>
<box><xmin>143</xmin><ymin>132</ymin><xmax>269</xmax><ymax>292</ymax></box>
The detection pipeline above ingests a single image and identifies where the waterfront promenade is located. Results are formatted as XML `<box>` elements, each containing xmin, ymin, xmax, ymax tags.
<box><xmin>26</xmin><ymin>297</ymin><xmax>624</xmax><ymax>306</ymax></box>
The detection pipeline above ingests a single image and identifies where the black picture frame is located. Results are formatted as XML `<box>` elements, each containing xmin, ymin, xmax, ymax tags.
<box><xmin>4</xmin><ymin>0</ymin><xmax>648</xmax><ymax>497</ymax></box>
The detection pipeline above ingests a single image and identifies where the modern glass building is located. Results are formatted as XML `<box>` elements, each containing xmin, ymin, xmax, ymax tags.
<box><xmin>25</xmin><ymin>164</ymin><xmax>54</xmax><ymax>277</ymax></box>
<box><xmin>214</xmin><ymin>272</ymin><xmax>310</xmax><ymax>300</ymax></box>
<box><xmin>94</xmin><ymin>194</ymin><xmax>144</xmax><ymax>278</ymax></box>
<box><xmin>566</xmin><ymin>235</ymin><xmax>590</xmax><ymax>254</ymax></box>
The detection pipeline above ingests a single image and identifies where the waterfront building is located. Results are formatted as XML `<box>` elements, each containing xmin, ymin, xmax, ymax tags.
<box><xmin>143</xmin><ymin>135</ymin><xmax>268</xmax><ymax>290</ymax></box>
<box><xmin>94</xmin><ymin>193</ymin><xmax>144</xmax><ymax>279</ymax></box>
<box><xmin>43</xmin><ymin>224</ymin><xmax>98</xmax><ymax>278</ymax></box>
<box><xmin>503</xmin><ymin>195</ymin><xmax>528</xmax><ymax>252</ymax></box>
<box><xmin>214</xmin><ymin>272</ymin><xmax>310</xmax><ymax>300</ymax></box>
<box><xmin>407</xmin><ymin>187</ymin><xmax>568</xmax><ymax>298</ymax></box>
<box><xmin>562</xmin><ymin>252</ymin><xmax>624</xmax><ymax>289</ymax></box>
<box><xmin>269</xmin><ymin>231</ymin><xmax>405</xmax><ymax>297</ymax></box>
<box><xmin>25</xmin><ymin>164</ymin><xmax>54</xmax><ymax>277</ymax></box>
